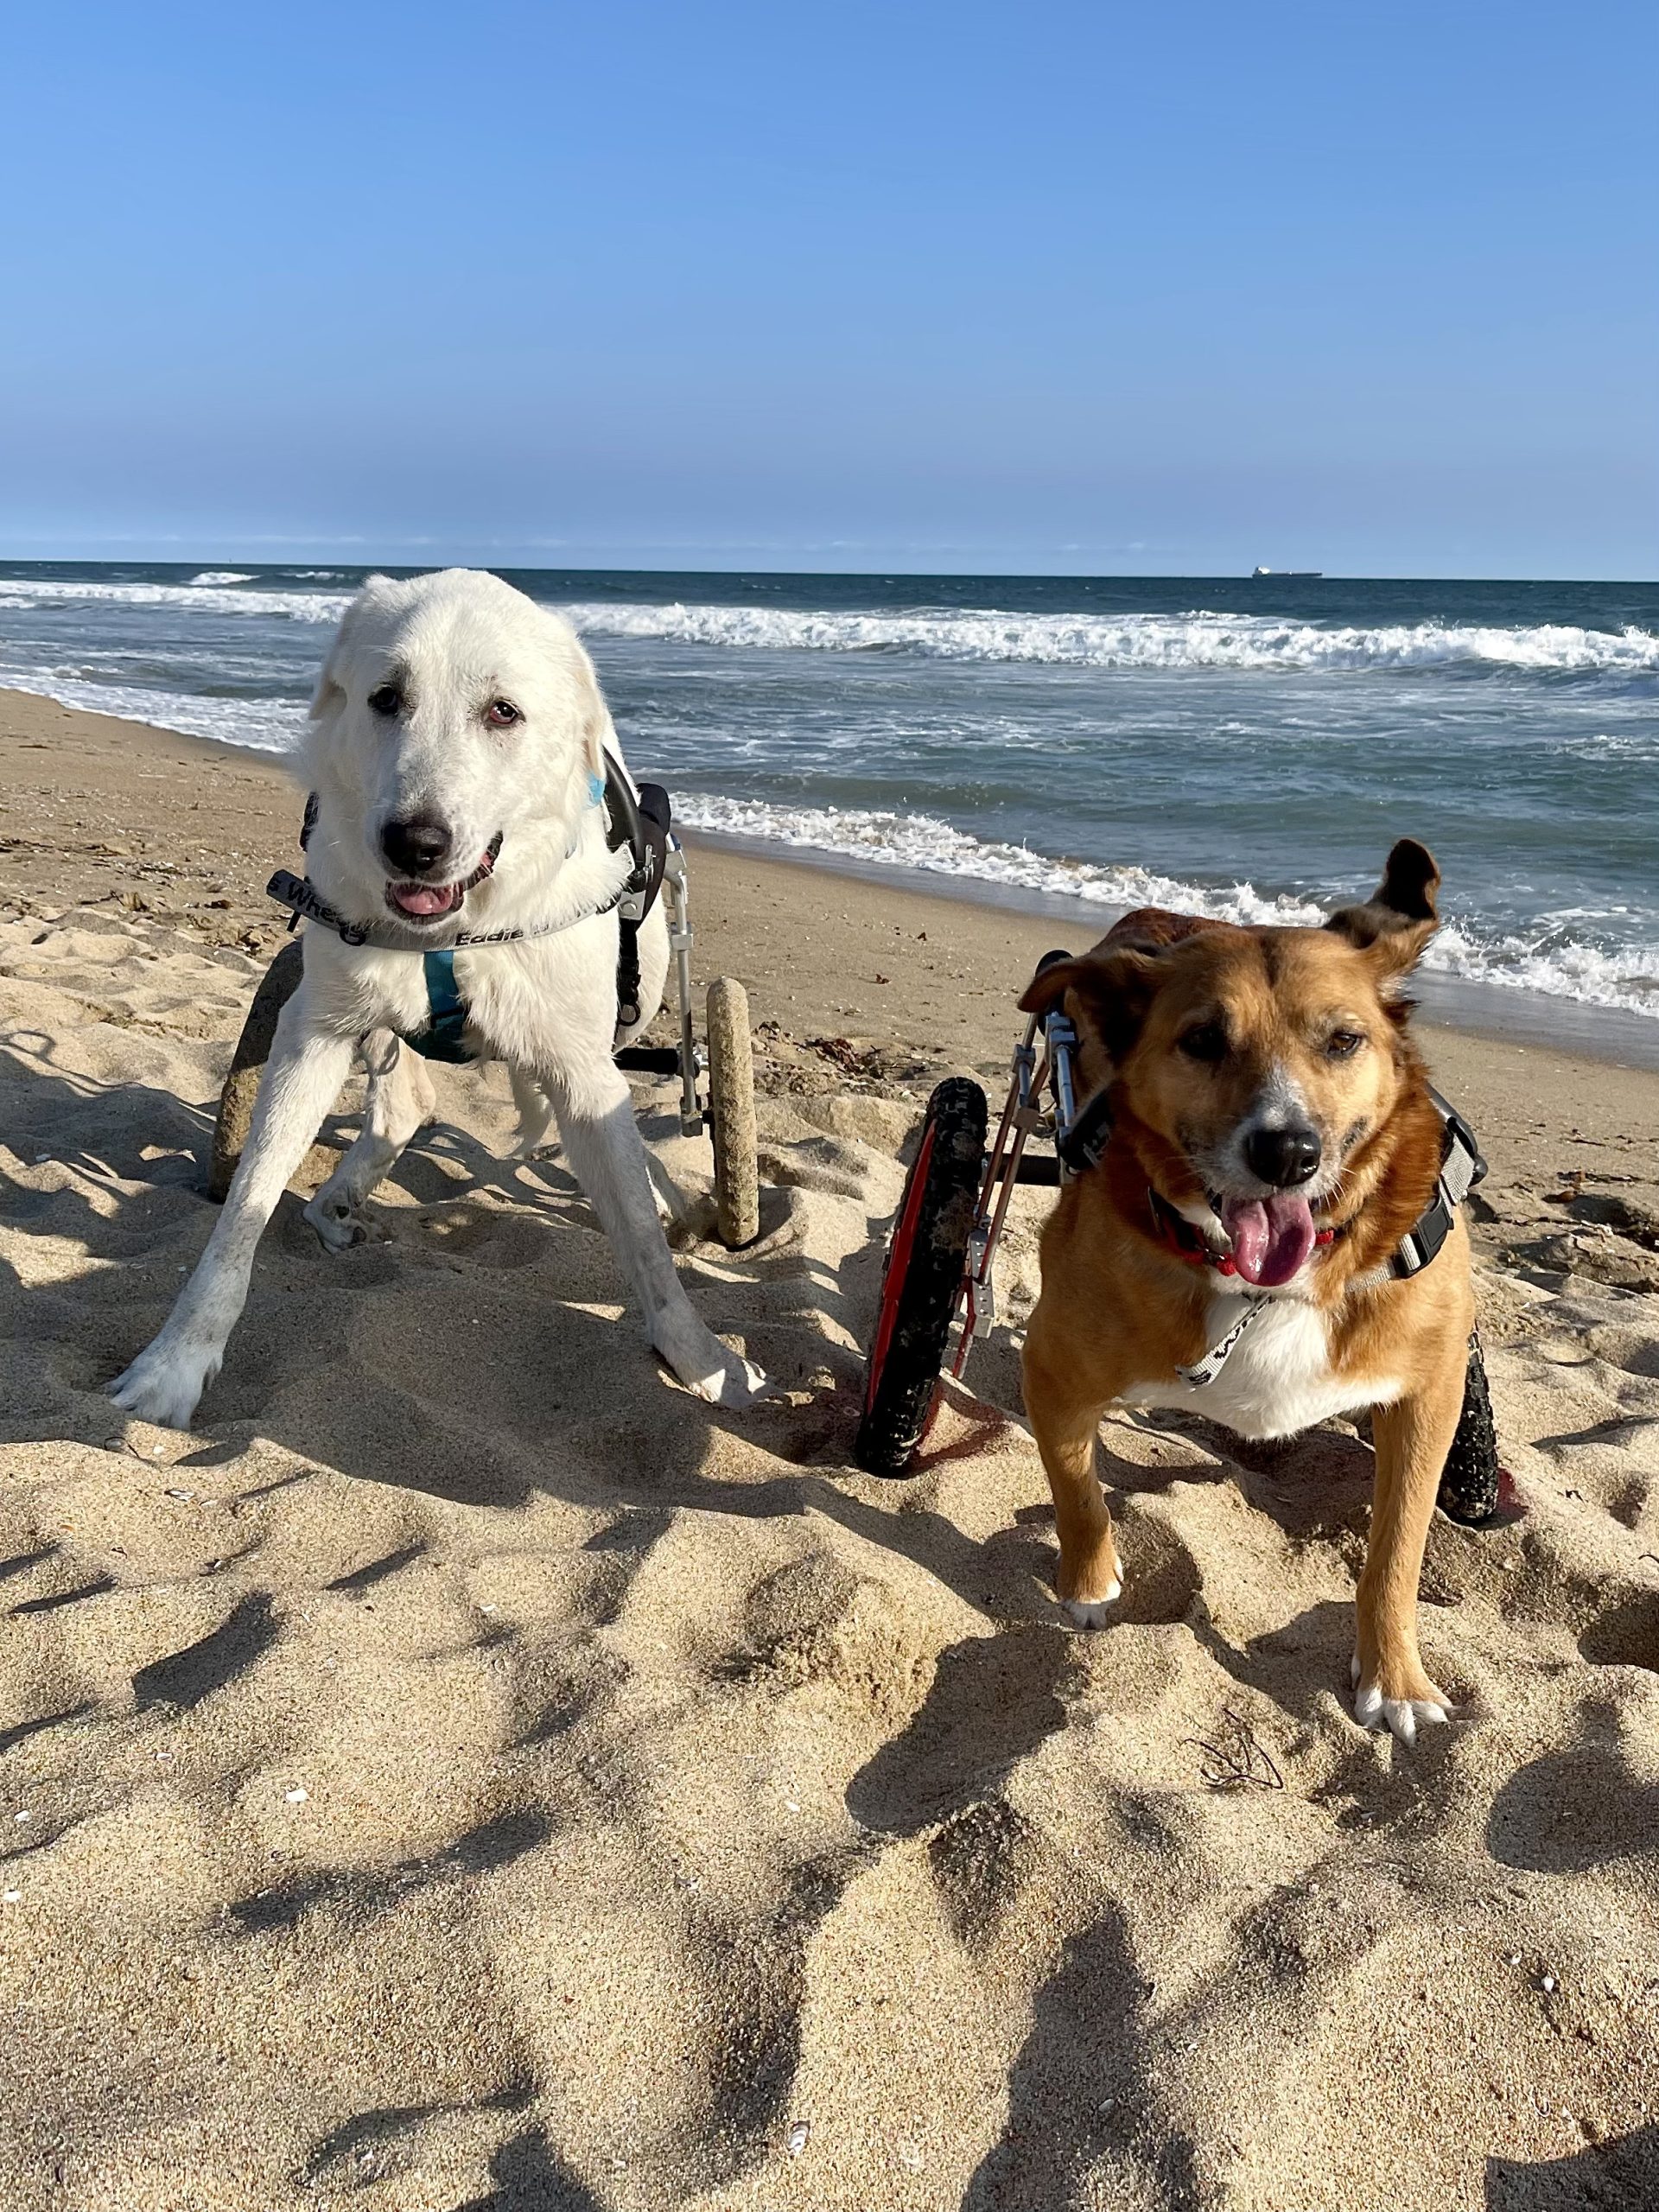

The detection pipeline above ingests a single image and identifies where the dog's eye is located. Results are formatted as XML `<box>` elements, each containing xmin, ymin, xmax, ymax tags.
<box><xmin>1325</xmin><ymin>1028</ymin><xmax>1365</xmax><ymax>1059</ymax></box>
<box><xmin>367</xmin><ymin>683</ymin><xmax>403</xmax><ymax>718</ymax></box>
<box><xmin>485</xmin><ymin>698</ymin><xmax>521</xmax><ymax>728</ymax></box>
<box><xmin>1178</xmin><ymin>1021</ymin><xmax>1229</xmax><ymax>1063</ymax></box>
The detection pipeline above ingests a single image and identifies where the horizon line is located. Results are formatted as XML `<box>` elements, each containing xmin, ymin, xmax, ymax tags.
<box><xmin>0</xmin><ymin>547</ymin><xmax>1655</xmax><ymax>588</ymax></box>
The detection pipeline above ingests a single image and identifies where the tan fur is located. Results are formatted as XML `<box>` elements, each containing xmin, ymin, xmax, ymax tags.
<box><xmin>1019</xmin><ymin>841</ymin><xmax>1472</xmax><ymax>1740</ymax></box>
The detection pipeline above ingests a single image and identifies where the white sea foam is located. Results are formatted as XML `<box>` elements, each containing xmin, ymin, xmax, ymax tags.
<box><xmin>1427</xmin><ymin>918</ymin><xmax>1658</xmax><ymax>1014</ymax></box>
<box><xmin>1547</xmin><ymin>729</ymin><xmax>1659</xmax><ymax>765</ymax></box>
<box><xmin>677</xmin><ymin>793</ymin><xmax>1330</xmax><ymax>925</ymax></box>
<box><xmin>564</xmin><ymin>601</ymin><xmax>1659</xmax><ymax>676</ymax></box>
<box><xmin>0</xmin><ymin>575</ymin><xmax>351</xmax><ymax>622</ymax></box>
<box><xmin>675</xmin><ymin>792</ymin><xmax>1659</xmax><ymax>1018</ymax></box>
<box><xmin>1</xmin><ymin>575</ymin><xmax>1651</xmax><ymax>677</ymax></box>
<box><xmin>0</xmin><ymin>668</ymin><xmax>303</xmax><ymax>754</ymax></box>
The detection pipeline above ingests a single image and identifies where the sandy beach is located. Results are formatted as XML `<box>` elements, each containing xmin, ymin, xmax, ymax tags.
<box><xmin>3</xmin><ymin>684</ymin><xmax>1658</xmax><ymax>2209</ymax></box>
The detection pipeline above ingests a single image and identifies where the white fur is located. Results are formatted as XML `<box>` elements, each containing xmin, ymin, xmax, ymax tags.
<box><xmin>111</xmin><ymin>569</ymin><xmax>766</xmax><ymax>1429</ymax></box>
<box><xmin>1350</xmin><ymin>1654</ymin><xmax>1448</xmax><ymax>1745</ymax></box>
<box><xmin>1352</xmin><ymin>1678</ymin><xmax>1448</xmax><ymax>1745</ymax></box>
<box><xmin>1123</xmin><ymin>1291</ymin><xmax>1402</xmax><ymax>1440</ymax></box>
<box><xmin>1063</xmin><ymin>1582</ymin><xmax>1122</xmax><ymax>1627</ymax></box>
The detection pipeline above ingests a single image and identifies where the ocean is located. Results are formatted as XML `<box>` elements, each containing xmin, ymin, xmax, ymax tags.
<box><xmin>1</xmin><ymin>562</ymin><xmax>1655</xmax><ymax>1025</ymax></box>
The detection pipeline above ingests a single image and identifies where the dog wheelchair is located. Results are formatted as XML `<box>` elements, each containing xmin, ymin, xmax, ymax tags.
<box><xmin>854</xmin><ymin>949</ymin><xmax>1518</xmax><ymax>1527</ymax></box>
<box><xmin>207</xmin><ymin>764</ymin><xmax>762</xmax><ymax>1250</ymax></box>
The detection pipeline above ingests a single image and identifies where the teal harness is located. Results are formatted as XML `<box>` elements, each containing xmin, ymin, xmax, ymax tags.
<box><xmin>417</xmin><ymin>950</ymin><xmax>472</xmax><ymax>1064</ymax></box>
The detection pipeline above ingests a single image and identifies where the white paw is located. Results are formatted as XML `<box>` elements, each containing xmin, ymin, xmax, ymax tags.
<box><xmin>686</xmin><ymin>1351</ymin><xmax>773</xmax><ymax>1407</ymax></box>
<box><xmin>303</xmin><ymin>1188</ymin><xmax>369</xmax><ymax>1253</ymax></box>
<box><xmin>654</xmin><ymin>1319</ymin><xmax>772</xmax><ymax>1406</ymax></box>
<box><xmin>1352</xmin><ymin>1677</ymin><xmax>1450</xmax><ymax>1747</ymax></box>
<box><xmin>1062</xmin><ymin>1580</ymin><xmax>1122</xmax><ymax>1628</ymax></box>
<box><xmin>108</xmin><ymin>1336</ymin><xmax>220</xmax><ymax>1431</ymax></box>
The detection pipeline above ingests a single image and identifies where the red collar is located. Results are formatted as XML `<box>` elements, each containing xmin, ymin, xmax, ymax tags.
<box><xmin>1146</xmin><ymin>1187</ymin><xmax>1337</xmax><ymax>1276</ymax></box>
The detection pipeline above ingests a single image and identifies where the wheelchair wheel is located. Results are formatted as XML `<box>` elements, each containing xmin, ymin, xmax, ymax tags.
<box><xmin>208</xmin><ymin>938</ymin><xmax>305</xmax><ymax>1200</ymax></box>
<box><xmin>854</xmin><ymin>1076</ymin><xmax>988</xmax><ymax>1478</ymax></box>
<box><xmin>706</xmin><ymin>976</ymin><xmax>760</xmax><ymax>1249</ymax></box>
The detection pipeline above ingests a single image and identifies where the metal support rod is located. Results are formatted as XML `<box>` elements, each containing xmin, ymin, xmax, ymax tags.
<box><xmin>664</xmin><ymin>845</ymin><xmax>701</xmax><ymax>1135</ymax></box>
<box><xmin>950</xmin><ymin>1014</ymin><xmax>1053</xmax><ymax>1380</ymax></box>
<box><xmin>982</xmin><ymin>1108</ymin><xmax>1035</xmax><ymax>1264</ymax></box>
<box><xmin>1046</xmin><ymin>1012</ymin><xmax>1079</xmax><ymax>1169</ymax></box>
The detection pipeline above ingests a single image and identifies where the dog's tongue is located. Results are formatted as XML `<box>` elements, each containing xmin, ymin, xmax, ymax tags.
<box><xmin>1220</xmin><ymin>1192</ymin><xmax>1318</xmax><ymax>1287</ymax></box>
<box><xmin>390</xmin><ymin>882</ymin><xmax>460</xmax><ymax>918</ymax></box>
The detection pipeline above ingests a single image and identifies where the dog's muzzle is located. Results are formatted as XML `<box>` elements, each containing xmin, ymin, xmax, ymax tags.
<box><xmin>385</xmin><ymin>834</ymin><xmax>502</xmax><ymax>924</ymax></box>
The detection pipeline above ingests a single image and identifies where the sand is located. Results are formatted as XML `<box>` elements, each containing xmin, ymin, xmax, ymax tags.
<box><xmin>3</xmin><ymin>686</ymin><xmax>1658</xmax><ymax>2210</ymax></box>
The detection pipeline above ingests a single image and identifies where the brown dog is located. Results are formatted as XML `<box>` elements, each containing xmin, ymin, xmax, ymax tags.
<box><xmin>1019</xmin><ymin>840</ymin><xmax>1474</xmax><ymax>1745</ymax></box>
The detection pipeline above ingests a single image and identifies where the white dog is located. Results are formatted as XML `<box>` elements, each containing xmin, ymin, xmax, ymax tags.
<box><xmin>111</xmin><ymin>569</ymin><xmax>766</xmax><ymax>1428</ymax></box>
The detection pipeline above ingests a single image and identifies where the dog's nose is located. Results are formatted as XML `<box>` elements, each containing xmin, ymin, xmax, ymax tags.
<box><xmin>379</xmin><ymin>817</ymin><xmax>453</xmax><ymax>876</ymax></box>
<box><xmin>1245</xmin><ymin>1124</ymin><xmax>1322</xmax><ymax>1188</ymax></box>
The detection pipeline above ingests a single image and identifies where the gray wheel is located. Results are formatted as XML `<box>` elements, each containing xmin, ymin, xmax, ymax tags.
<box><xmin>706</xmin><ymin>976</ymin><xmax>760</xmax><ymax>1249</ymax></box>
<box><xmin>208</xmin><ymin>938</ymin><xmax>305</xmax><ymax>1200</ymax></box>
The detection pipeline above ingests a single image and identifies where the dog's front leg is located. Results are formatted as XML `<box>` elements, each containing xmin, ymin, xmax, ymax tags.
<box><xmin>305</xmin><ymin>1030</ymin><xmax>437</xmax><ymax>1250</ymax></box>
<box><xmin>111</xmin><ymin>996</ymin><xmax>356</xmax><ymax>1428</ymax></box>
<box><xmin>1022</xmin><ymin>1313</ymin><xmax>1124</xmax><ymax>1624</ymax></box>
<box><xmin>1356</xmin><ymin>1363</ymin><xmax>1463</xmax><ymax>1745</ymax></box>
<box><xmin>507</xmin><ymin>1065</ymin><xmax>558</xmax><ymax>1158</ymax></box>
<box><xmin>543</xmin><ymin>1065</ymin><xmax>767</xmax><ymax>1406</ymax></box>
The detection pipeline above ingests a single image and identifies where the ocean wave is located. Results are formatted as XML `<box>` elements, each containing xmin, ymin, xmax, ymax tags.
<box><xmin>566</xmin><ymin>601</ymin><xmax>1659</xmax><ymax>676</ymax></box>
<box><xmin>1545</xmin><ymin>729</ymin><xmax>1659</xmax><ymax>764</ymax></box>
<box><xmin>0</xmin><ymin>573</ymin><xmax>1651</xmax><ymax>678</ymax></box>
<box><xmin>0</xmin><ymin>668</ymin><xmax>303</xmax><ymax>753</ymax></box>
<box><xmin>0</xmin><ymin>575</ymin><xmax>351</xmax><ymax>622</ymax></box>
<box><xmin>675</xmin><ymin>792</ymin><xmax>1659</xmax><ymax>1019</ymax></box>
<box><xmin>1427</xmin><ymin>920</ymin><xmax>1658</xmax><ymax>1014</ymax></box>
<box><xmin>673</xmin><ymin>793</ymin><xmax>1329</xmax><ymax>926</ymax></box>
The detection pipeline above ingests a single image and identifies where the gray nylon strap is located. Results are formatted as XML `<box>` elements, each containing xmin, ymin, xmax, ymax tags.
<box><xmin>1178</xmin><ymin>1294</ymin><xmax>1269</xmax><ymax>1387</ymax></box>
<box><xmin>1440</xmin><ymin>1134</ymin><xmax>1480</xmax><ymax>1208</ymax></box>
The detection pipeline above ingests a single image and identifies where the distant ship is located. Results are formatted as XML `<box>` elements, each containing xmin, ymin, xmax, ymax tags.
<box><xmin>1251</xmin><ymin>566</ymin><xmax>1322</xmax><ymax>578</ymax></box>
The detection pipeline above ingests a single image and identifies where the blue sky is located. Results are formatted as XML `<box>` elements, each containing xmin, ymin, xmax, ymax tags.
<box><xmin>1</xmin><ymin>2</ymin><xmax>1652</xmax><ymax>575</ymax></box>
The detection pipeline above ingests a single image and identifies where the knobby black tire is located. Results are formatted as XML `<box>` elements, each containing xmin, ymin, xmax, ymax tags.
<box><xmin>855</xmin><ymin>1077</ymin><xmax>987</xmax><ymax>1478</ymax></box>
<box><xmin>706</xmin><ymin>977</ymin><xmax>760</xmax><ymax>1249</ymax></box>
<box><xmin>208</xmin><ymin>938</ymin><xmax>305</xmax><ymax>1200</ymax></box>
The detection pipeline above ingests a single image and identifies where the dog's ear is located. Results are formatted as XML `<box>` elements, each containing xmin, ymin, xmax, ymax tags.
<box><xmin>309</xmin><ymin>628</ymin><xmax>349</xmax><ymax>720</ymax></box>
<box><xmin>1019</xmin><ymin>948</ymin><xmax>1160</xmax><ymax>1061</ymax></box>
<box><xmin>1325</xmin><ymin>837</ymin><xmax>1440</xmax><ymax>982</ymax></box>
<box><xmin>309</xmin><ymin>575</ymin><xmax>396</xmax><ymax>720</ymax></box>
<box><xmin>570</xmin><ymin>649</ymin><xmax>614</xmax><ymax>785</ymax></box>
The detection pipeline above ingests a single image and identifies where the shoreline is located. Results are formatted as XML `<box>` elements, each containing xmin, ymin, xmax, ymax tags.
<box><xmin>1</xmin><ymin>681</ymin><xmax>1653</xmax><ymax>1071</ymax></box>
<box><xmin>685</xmin><ymin>826</ymin><xmax>1659</xmax><ymax>1073</ymax></box>
<box><xmin>4</xmin><ymin>682</ymin><xmax>1657</xmax><ymax>1229</ymax></box>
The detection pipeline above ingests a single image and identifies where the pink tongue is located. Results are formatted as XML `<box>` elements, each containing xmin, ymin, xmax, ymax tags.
<box><xmin>391</xmin><ymin>883</ymin><xmax>457</xmax><ymax>918</ymax></box>
<box><xmin>1220</xmin><ymin>1193</ymin><xmax>1318</xmax><ymax>1287</ymax></box>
